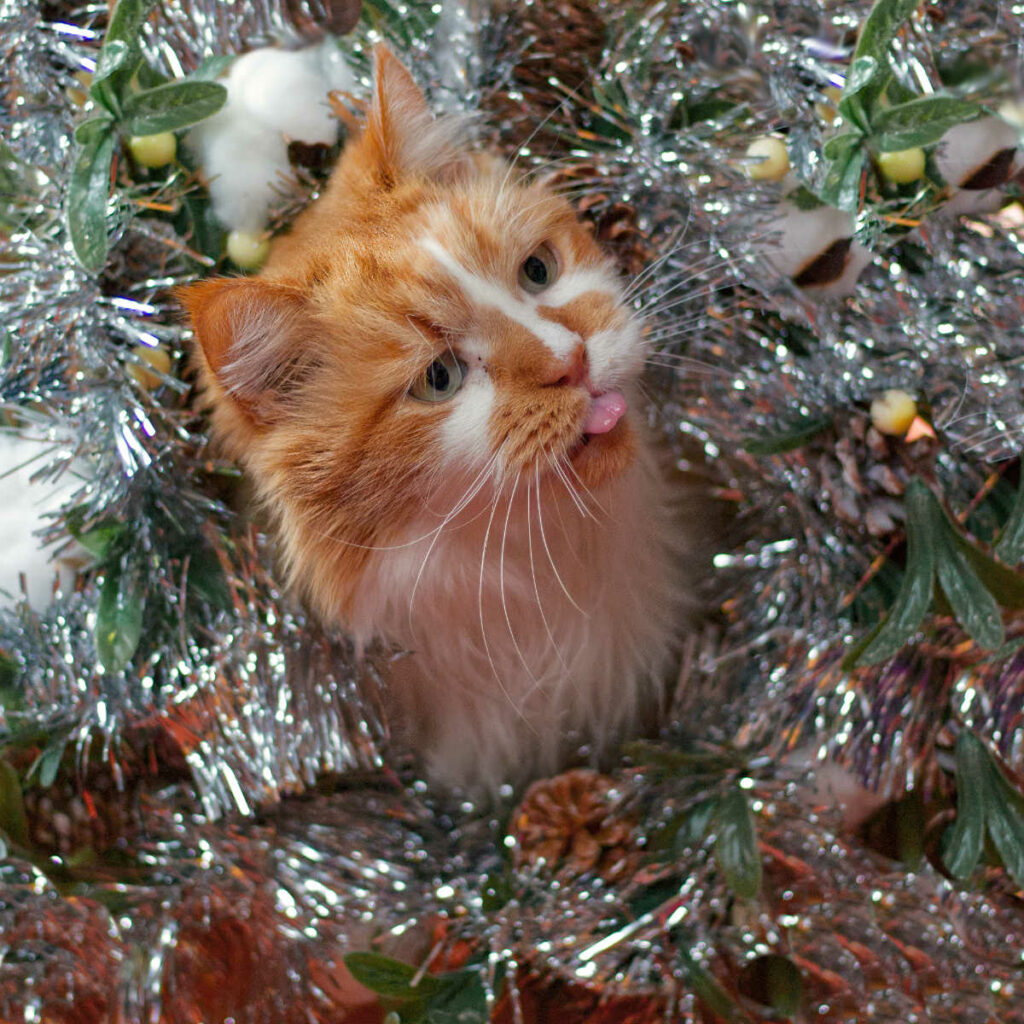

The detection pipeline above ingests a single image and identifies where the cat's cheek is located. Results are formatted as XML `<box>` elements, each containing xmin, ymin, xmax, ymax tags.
<box><xmin>586</xmin><ymin>319</ymin><xmax>646</xmax><ymax>387</ymax></box>
<box><xmin>438</xmin><ymin>373</ymin><xmax>497</xmax><ymax>468</ymax></box>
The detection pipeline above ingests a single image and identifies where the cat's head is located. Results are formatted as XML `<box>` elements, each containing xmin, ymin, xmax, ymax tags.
<box><xmin>181</xmin><ymin>46</ymin><xmax>648</xmax><ymax>623</ymax></box>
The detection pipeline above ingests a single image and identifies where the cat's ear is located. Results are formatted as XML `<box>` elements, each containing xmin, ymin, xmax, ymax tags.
<box><xmin>180</xmin><ymin>277</ymin><xmax>315</xmax><ymax>425</ymax></box>
<box><xmin>360</xmin><ymin>44</ymin><xmax>469</xmax><ymax>183</ymax></box>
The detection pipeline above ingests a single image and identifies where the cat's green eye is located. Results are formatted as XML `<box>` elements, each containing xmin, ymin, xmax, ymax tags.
<box><xmin>409</xmin><ymin>351</ymin><xmax>465</xmax><ymax>402</ymax></box>
<box><xmin>518</xmin><ymin>243</ymin><xmax>559</xmax><ymax>294</ymax></box>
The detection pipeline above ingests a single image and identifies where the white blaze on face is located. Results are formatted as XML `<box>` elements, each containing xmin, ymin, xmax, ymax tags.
<box><xmin>419</xmin><ymin>236</ymin><xmax>579</xmax><ymax>359</ymax></box>
<box><xmin>440</xmin><ymin>369</ymin><xmax>496</xmax><ymax>466</ymax></box>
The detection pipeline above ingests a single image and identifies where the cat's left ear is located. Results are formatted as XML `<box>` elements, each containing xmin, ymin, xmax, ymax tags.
<box><xmin>360</xmin><ymin>44</ymin><xmax>470</xmax><ymax>184</ymax></box>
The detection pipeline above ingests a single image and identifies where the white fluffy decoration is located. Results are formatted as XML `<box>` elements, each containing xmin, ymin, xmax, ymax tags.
<box><xmin>189</xmin><ymin>42</ymin><xmax>357</xmax><ymax>234</ymax></box>
<box><xmin>0</xmin><ymin>431</ymin><xmax>81</xmax><ymax>611</ymax></box>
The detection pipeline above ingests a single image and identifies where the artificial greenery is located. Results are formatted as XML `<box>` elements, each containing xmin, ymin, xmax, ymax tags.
<box><xmin>67</xmin><ymin>0</ymin><xmax>227</xmax><ymax>271</ymax></box>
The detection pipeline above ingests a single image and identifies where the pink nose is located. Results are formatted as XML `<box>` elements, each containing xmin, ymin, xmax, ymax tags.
<box><xmin>544</xmin><ymin>342</ymin><xmax>588</xmax><ymax>388</ymax></box>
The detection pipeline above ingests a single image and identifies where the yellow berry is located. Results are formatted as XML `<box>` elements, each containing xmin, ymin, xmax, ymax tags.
<box><xmin>870</xmin><ymin>389</ymin><xmax>918</xmax><ymax>436</ymax></box>
<box><xmin>877</xmin><ymin>147</ymin><xmax>926</xmax><ymax>184</ymax></box>
<box><xmin>226</xmin><ymin>229</ymin><xmax>271</xmax><ymax>270</ymax></box>
<box><xmin>128</xmin><ymin>344</ymin><xmax>173</xmax><ymax>390</ymax></box>
<box><xmin>815</xmin><ymin>84</ymin><xmax>843</xmax><ymax>124</ymax></box>
<box><xmin>129</xmin><ymin>132</ymin><xmax>177</xmax><ymax>169</ymax></box>
<box><xmin>745</xmin><ymin>136</ymin><xmax>790</xmax><ymax>181</ymax></box>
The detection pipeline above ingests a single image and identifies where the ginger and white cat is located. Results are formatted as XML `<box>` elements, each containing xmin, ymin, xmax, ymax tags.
<box><xmin>182</xmin><ymin>47</ymin><xmax>689</xmax><ymax>792</ymax></box>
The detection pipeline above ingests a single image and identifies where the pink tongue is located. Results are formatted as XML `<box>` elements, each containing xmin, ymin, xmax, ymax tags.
<box><xmin>583</xmin><ymin>390</ymin><xmax>627</xmax><ymax>435</ymax></box>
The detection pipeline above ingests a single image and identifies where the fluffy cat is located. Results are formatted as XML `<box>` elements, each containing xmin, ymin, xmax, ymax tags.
<box><xmin>182</xmin><ymin>46</ymin><xmax>690</xmax><ymax>793</ymax></box>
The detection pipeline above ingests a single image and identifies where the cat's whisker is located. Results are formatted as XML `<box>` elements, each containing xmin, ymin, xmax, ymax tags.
<box><xmin>478</xmin><ymin>470</ymin><xmax>535</xmax><ymax>727</ymax></box>
<box><xmin>621</xmin><ymin>232</ymin><xmax>700</xmax><ymax>302</ymax></box>
<box><xmin>498</xmin><ymin>471</ymin><xmax>544</xmax><ymax>691</ymax></box>
<box><xmin>405</xmin><ymin>454</ymin><xmax>501</xmax><ymax>631</ymax></box>
<box><xmin>561</xmin><ymin>453</ymin><xmax>611</xmax><ymax>520</ymax></box>
<box><xmin>533</xmin><ymin>464</ymin><xmax>587</xmax><ymax>616</ymax></box>
<box><xmin>525</xmin><ymin>473</ymin><xmax>572</xmax><ymax>674</ymax></box>
<box><xmin>547</xmin><ymin>453</ymin><xmax>594</xmax><ymax>521</ymax></box>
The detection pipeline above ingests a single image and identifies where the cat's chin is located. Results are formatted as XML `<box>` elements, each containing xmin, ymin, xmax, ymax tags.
<box><xmin>566</xmin><ymin>418</ymin><xmax>635</xmax><ymax>488</ymax></box>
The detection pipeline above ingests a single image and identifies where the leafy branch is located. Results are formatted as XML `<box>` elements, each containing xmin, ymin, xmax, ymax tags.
<box><xmin>67</xmin><ymin>0</ymin><xmax>227</xmax><ymax>271</ymax></box>
<box><xmin>817</xmin><ymin>0</ymin><xmax>983</xmax><ymax>211</ymax></box>
<box><xmin>844</xmin><ymin>478</ymin><xmax>1024</xmax><ymax>668</ymax></box>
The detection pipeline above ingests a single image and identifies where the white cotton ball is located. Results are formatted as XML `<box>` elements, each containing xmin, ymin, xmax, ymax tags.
<box><xmin>0</xmin><ymin>432</ymin><xmax>81</xmax><ymax>611</ymax></box>
<box><xmin>934</xmin><ymin>115</ymin><xmax>1021</xmax><ymax>215</ymax></box>
<box><xmin>761</xmin><ymin>201</ymin><xmax>874</xmax><ymax>298</ymax></box>
<box><xmin>231</xmin><ymin>47</ymin><xmax>339</xmax><ymax>144</ymax></box>
<box><xmin>317</xmin><ymin>38</ymin><xmax>359</xmax><ymax>95</ymax></box>
<box><xmin>190</xmin><ymin>112</ymin><xmax>293</xmax><ymax>234</ymax></box>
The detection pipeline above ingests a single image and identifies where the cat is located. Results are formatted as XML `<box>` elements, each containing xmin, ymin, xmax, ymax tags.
<box><xmin>181</xmin><ymin>46</ymin><xmax>691</xmax><ymax>794</ymax></box>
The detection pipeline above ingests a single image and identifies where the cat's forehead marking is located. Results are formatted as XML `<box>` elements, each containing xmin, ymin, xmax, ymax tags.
<box><xmin>420</xmin><ymin>235</ymin><xmax>578</xmax><ymax>359</ymax></box>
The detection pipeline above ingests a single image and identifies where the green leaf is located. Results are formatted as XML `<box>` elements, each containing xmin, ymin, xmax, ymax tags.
<box><xmin>424</xmin><ymin>971</ymin><xmax>488</xmax><ymax>1023</ymax></box>
<box><xmin>743</xmin><ymin>414</ymin><xmax>832</xmax><ymax>455</ymax></box>
<box><xmin>121</xmin><ymin>81</ymin><xmax>227</xmax><ymax>136</ymax></box>
<box><xmin>854</xmin><ymin>0</ymin><xmax>923</xmax><ymax>63</ymax></box>
<box><xmin>95</xmin><ymin>563</ymin><xmax>145</xmax><ymax>674</ymax></box>
<box><xmin>671</xmin><ymin>798</ymin><xmax>719</xmax><ymax>857</ymax></box>
<box><xmin>943</xmin><ymin>731</ymin><xmax>988</xmax><ymax>880</ymax></box>
<box><xmin>873</xmin><ymin>96</ymin><xmax>983</xmax><ymax>151</ymax></box>
<box><xmin>97</xmin><ymin>0</ymin><xmax>156</xmax><ymax>108</ymax></box>
<box><xmin>786</xmin><ymin>185</ymin><xmax>825</xmax><ymax>211</ymax></box>
<box><xmin>67</xmin><ymin>124</ymin><xmax>116</xmax><ymax>273</ymax></box>
<box><xmin>714</xmin><ymin>787</ymin><xmax>762</xmax><ymax>899</ymax></box>
<box><xmin>995</xmin><ymin>475</ymin><xmax>1024</xmax><ymax>565</ymax></box>
<box><xmin>66</xmin><ymin>510</ymin><xmax>125</xmax><ymax>561</ymax></box>
<box><xmin>836</xmin><ymin>56</ymin><xmax>879</xmax><ymax>132</ymax></box>
<box><xmin>189</xmin><ymin>54</ymin><xmax>234</xmax><ymax>82</ymax></box>
<box><xmin>27</xmin><ymin>737</ymin><xmax>67</xmax><ymax>788</ymax></box>
<box><xmin>343</xmin><ymin>953</ymin><xmax>442</xmax><ymax>1002</ymax></box>
<box><xmin>847</xmin><ymin>479</ymin><xmax>936</xmax><ymax>667</ymax></box>
<box><xmin>933</xmin><ymin>506</ymin><xmax>1004</xmax><ymax>650</ymax></box>
<box><xmin>954</xmin><ymin>534</ymin><xmax>1024</xmax><ymax>610</ymax></box>
<box><xmin>678</xmin><ymin>947</ymin><xmax>740</xmax><ymax>1021</ymax></box>
<box><xmin>739</xmin><ymin>954</ymin><xmax>803</xmax><ymax>1018</ymax></box>
<box><xmin>92</xmin><ymin>39</ymin><xmax>130</xmax><ymax>89</ymax></box>
<box><xmin>0</xmin><ymin>759</ymin><xmax>29</xmax><ymax>849</ymax></box>
<box><xmin>823</xmin><ymin>131</ymin><xmax>863</xmax><ymax>162</ymax></box>
<box><xmin>982</xmin><ymin>753</ymin><xmax>1024</xmax><ymax>889</ymax></box>
<box><xmin>73</xmin><ymin>116</ymin><xmax>115</xmax><ymax>145</ymax></box>
<box><xmin>821</xmin><ymin>144</ymin><xmax>867</xmax><ymax>212</ymax></box>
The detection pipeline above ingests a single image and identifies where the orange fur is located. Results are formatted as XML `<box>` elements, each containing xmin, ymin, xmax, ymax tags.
<box><xmin>182</xmin><ymin>46</ymin><xmax>690</xmax><ymax>792</ymax></box>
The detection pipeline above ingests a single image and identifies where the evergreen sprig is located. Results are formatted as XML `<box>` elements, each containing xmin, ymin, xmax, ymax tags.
<box><xmin>844</xmin><ymin>478</ymin><xmax>1024</xmax><ymax>668</ymax></box>
<box><xmin>67</xmin><ymin>0</ymin><xmax>227</xmax><ymax>271</ymax></box>
<box><xmin>818</xmin><ymin>0</ymin><xmax>984</xmax><ymax>211</ymax></box>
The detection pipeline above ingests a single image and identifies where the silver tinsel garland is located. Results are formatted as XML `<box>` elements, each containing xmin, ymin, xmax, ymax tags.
<box><xmin>2</xmin><ymin>0</ymin><xmax>1024</xmax><ymax>1020</ymax></box>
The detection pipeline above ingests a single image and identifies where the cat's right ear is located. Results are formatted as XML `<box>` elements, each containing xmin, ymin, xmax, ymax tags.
<box><xmin>179</xmin><ymin>277</ymin><xmax>314</xmax><ymax>425</ymax></box>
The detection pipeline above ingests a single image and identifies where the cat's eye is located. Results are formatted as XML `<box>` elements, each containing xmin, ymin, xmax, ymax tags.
<box><xmin>409</xmin><ymin>351</ymin><xmax>466</xmax><ymax>402</ymax></box>
<box><xmin>518</xmin><ymin>243</ymin><xmax>559</xmax><ymax>294</ymax></box>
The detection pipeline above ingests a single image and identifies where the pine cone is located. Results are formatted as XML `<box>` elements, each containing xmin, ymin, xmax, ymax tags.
<box><xmin>818</xmin><ymin>410</ymin><xmax>938</xmax><ymax>539</ymax></box>
<box><xmin>482</xmin><ymin>0</ymin><xmax>609</xmax><ymax>158</ymax></box>
<box><xmin>511</xmin><ymin>769</ymin><xmax>640</xmax><ymax>882</ymax></box>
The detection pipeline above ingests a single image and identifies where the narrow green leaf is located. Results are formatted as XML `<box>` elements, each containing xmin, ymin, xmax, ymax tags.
<box><xmin>67</xmin><ymin>511</ymin><xmax>124</xmax><ymax>561</ymax></box>
<box><xmin>983</xmin><ymin>756</ymin><xmax>1024</xmax><ymax>889</ymax></box>
<box><xmin>739</xmin><ymin>954</ymin><xmax>803</xmax><ymax>1018</ymax></box>
<box><xmin>0</xmin><ymin>760</ymin><xmax>29</xmax><ymax>848</ymax></box>
<box><xmin>943</xmin><ymin>731</ymin><xmax>988</xmax><ymax>879</ymax></box>
<box><xmin>92</xmin><ymin>39</ymin><xmax>129</xmax><ymax>88</ymax></box>
<box><xmin>95</xmin><ymin>563</ymin><xmax>145</xmax><ymax>674</ymax></box>
<box><xmin>849</xmin><ymin>479</ymin><xmax>935</xmax><ymax>666</ymax></box>
<box><xmin>714</xmin><ymin>787</ymin><xmax>762</xmax><ymax>899</ymax></box>
<box><xmin>678</xmin><ymin>947</ymin><xmax>740</xmax><ymax>1021</ymax></box>
<box><xmin>425</xmin><ymin>971</ymin><xmax>488</xmax><ymax>1023</ymax></box>
<box><xmin>189</xmin><ymin>54</ymin><xmax>234</xmax><ymax>82</ymax></box>
<box><xmin>836</xmin><ymin>56</ymin><xmax>879</xmax><ymax>133</ymax></box>
<box><xmin>874</xmin><ymin>96</ymin><xmax>983</xmax><ymax>151</ymax></box>
<box><xmin>742</xmin><ymin>414</ymin><xmax>832</xmax><ymax>455</ymax></box>
<box><xmin>67</xmin><ymin>125</ymin><xmax>115</xmax><ymax>273</ymax></box>
<box><xmin>854</xmin><ymin>0</ymin><xmax>923</xmax><ymax>63</ymax></box>
<box><xmin>995</xmin><ymin>475</ymin><xmax>1024</xmax><ymax>565</ymax></box>
<box><xmin>932</xmin><ymin>501</ymin><xmax>1004</xmax><ymax>650</ymax></box>
<box><xmin>823</xmin><ymin>131</ymin><xmax>863</xmax><ymax>162</ymax></box>
<box><xmin>27</xmin><ymin>737</ymin><xmax>67</xmax><ymax>788</ymax></box>
<box><xmin>121</xmin><ymin>80</ymin><xmax>227</xmax><ymax>136</ymax></box>
<box><xmin>73</xmin><ymin>116</ymin><xmax>114</xmax><ymax>145</ymax></box>
<box><xmin>343</xmin><ymin>953</ymin><xmax>442</xmax><ymax>1001</ymax></box>
<box><xmin>98</xmin><ymin>0</ymin><xmax>156</xmax><ymax>106</ymax></box>
<box><xmin>821</xmin><ymin>145</ymin><xmax>867</xmax><ymax>212</ymax></box>
<box><xmin>955</xmin><ymin>535</ymin><xmax>1024</xmax><ymax>610</ymax></box>
<box><xmin>671</xmin><ymin>798</ymin><xmax>718</xmax><ymax>858</ymax></box>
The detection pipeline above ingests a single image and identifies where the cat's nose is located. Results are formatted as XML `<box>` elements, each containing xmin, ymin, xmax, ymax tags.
<box><xmin>543</xmin><ymin>342</ymin><xmax>589</xmax><ymax>389</ymax></box>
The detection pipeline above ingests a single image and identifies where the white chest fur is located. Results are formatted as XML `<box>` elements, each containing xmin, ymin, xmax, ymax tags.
<box><xmin>347</xmin><ymin>436</ymin><xmax>687</xmax><ymax>792</ymax></box>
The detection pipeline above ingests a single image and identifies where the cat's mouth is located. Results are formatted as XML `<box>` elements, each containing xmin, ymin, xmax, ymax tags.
<box><xmin>564</xmin><ymin>389</ymin><xmax>633</xmax><ymax>484</ymax></box>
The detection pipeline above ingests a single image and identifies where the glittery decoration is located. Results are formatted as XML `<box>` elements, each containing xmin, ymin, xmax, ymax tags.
<box><xmin>4</xmin><ymin>0</ymin><xmax>1024</xmax><ymax>1020</ymax></box>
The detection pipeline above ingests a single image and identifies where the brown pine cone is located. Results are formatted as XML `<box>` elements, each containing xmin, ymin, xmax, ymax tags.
<box><xmin>511</xmin><ymin>769</ymin><xmax>640</xmax><ymax>882</ymax></box>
